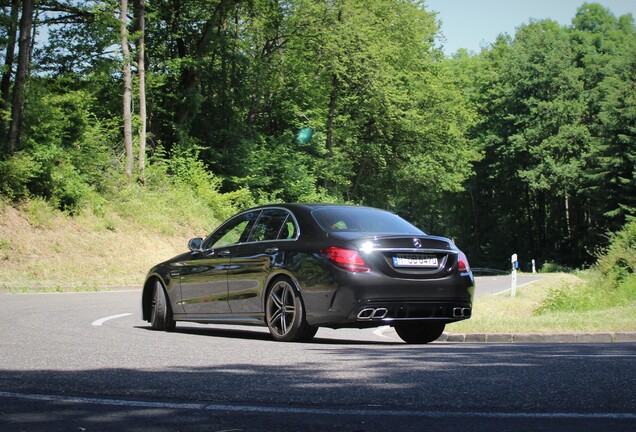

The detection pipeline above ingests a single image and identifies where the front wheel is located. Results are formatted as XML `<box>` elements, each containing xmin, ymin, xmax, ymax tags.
<box><xmin>150</xmin><ymin>280</ymin><xmax>175</xmax><ymax>332</ymax></box>
<box><xmin>265</xmin><ymin>278</ymin><xmax>317</xmax><ymax>342</ymax></box>
<box><xmin>394</xmin><ymin>322</ymin><xmax>445</xmax><ymax>344</ymax></box>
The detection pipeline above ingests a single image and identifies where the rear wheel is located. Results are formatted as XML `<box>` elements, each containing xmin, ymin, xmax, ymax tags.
<box><xmin>150</xmin><ymin>280</ymin><xmax>175</xmax><ymax>332</ymax></box>
<box><xmin>265</xmin><ymin>278</ymin><xmax>317</xmax><ymax>342</ymax></box>
<box><xmin>394</xmin><ymin>322</ymin><xmax>445</xmax><ymax>344</ymax></box>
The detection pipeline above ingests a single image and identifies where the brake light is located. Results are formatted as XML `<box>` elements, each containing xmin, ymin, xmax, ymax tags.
<box><xmin>322</xmin><ymin>247</ymin><xmax>370</xmax><ymax>273</ymax></box>
<box><xmin>458</xmin><ymin>252</ymin><xmax>470</xmax><ymax>273</ymax></box>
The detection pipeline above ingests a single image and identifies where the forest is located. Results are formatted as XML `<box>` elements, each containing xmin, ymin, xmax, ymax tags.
<box><xmin>0</xmin><ymin>0</ymin><xmax>634</xmax><ymax>270</ymax></box>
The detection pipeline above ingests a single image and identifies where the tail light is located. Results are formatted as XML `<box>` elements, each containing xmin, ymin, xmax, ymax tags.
<box><xmin>458</xmin><ymin>252</ymin><xmax>470</xmax><ymax>273</ymax></box>
<box><xmin>322</xmin><ymin>247</ymin><xmax>370</xmax><ymax>273</ymax></box>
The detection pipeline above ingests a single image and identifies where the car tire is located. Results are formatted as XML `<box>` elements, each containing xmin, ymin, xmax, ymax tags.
<box><xmin>394</xmin><ymin>322</ymin><xmax>445</xmax><ymax>344</ymax></box>
<box><xmin>265</xmin><ymin>278</ymin><xmax>317</xmax><ymax>342</ymax></box>
<box><xmin>150</xmin><ymin>280</ymin><xmax>176</xmax><ymax>332</ymax></box>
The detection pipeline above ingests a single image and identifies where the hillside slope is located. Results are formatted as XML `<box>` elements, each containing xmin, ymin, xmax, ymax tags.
<box><xmin>0</xmin><ymin>200</ymin><xmax>210</xmax><ymax>291</ymax></box>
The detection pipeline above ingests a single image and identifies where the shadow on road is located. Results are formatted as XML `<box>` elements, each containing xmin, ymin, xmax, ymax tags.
<box><xmin>135</xmin><ymin>324</ymin><xmax>403</xmax><ymax>345</ymax></box>
<box><xmin>1</xmin><ymin>342</ymin><xmax>634</xmax><ymax>431</ymax></box>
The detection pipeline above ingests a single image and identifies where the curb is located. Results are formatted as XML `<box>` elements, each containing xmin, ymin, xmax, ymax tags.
<box><xmin>438</xmin><ymin>331</ymin><xmax>636</xmax><ymax>343</ymax></box>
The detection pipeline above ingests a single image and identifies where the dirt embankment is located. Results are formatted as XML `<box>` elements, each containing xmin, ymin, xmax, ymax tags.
<box><xmin>0</xmin><ymin>203</ymin><xmax>195</xmax><ymax>291</ymax></box>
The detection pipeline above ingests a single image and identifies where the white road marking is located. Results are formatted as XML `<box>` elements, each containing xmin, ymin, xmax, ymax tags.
<box><xmin>493</xmin><ymin>279</ymin><xmax>540</xmax><ymax>296</ymax></box>
<box><xmin>0</xmin><ymin>391</ymin><xmax>634</xmax><ymax>420</ymax></box>
<box><xmin>541</xmin><ymin>354</ymin><xmax>636</xmax><ymax>359</ymax></box>
<box><xmin>372</xmin><ymin>325</ymin><xmax>395</xmax><ymax>340</ymax></box>
<box><xmin>91</xmin><ymin>313</ymin><xmax>133</xmax><ymax>327</ymax></box>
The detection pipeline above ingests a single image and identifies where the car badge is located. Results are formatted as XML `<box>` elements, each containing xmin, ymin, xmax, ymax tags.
<box><xmin>413</xmin><ymin>238</ymin><xmax>422</xmax><ymax>249</ymax></box>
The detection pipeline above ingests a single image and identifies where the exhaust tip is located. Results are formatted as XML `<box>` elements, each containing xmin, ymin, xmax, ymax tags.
<box><xmin>372</xmin><ymin>308</ymin><xmax>388</xmax><ymax>319</ymax></box>
<box><xmin>357</xmin><ymin>307</ymin><xmax>389</xmax><ymax>320</ymax></box>
<box><xmin>453</xmin><ymin>307</ymin><xmax>472</xmax><ymax>318</ymax></box>
<box><xmin>357</xmin><ymin>308</ymin><xmax>375</xmax><ymax>320</ymax></box>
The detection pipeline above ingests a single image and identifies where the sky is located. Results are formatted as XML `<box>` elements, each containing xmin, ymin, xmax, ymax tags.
<box><xmin>425</xmin><ymin>0</ymin><xmax>636</xmax><ymax>56</ymax></box>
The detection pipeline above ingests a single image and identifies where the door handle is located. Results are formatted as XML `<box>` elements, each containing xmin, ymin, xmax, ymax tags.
<box><xmin>265</xmin><ymin>247</ymin><xmax>279</xmax><ymax>254</ymax></box>
<box><xmin>218</xmin><ymin>249</ymin><xmax>231</xmax><ymax>256</ymax></box>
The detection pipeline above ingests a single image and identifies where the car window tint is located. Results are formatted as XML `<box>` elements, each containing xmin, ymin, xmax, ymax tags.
<box><xmin>215</xmin><ymin>220</ymin><xmax>250</xmax><ymax>247</ymax></box>
<box><xmin>203</xmin><ymin>211</ymin><xmax>259</xmax><ymax>249</ymax></box>
<box><xmin>312</xmin><ymin>207</ymin><xmax>424</xmax><ymax>235</ymax></box>
<box><xmin>248</xmin><ymin>209</ymin><xmax>290</xmax><ymax>243</ymax></box>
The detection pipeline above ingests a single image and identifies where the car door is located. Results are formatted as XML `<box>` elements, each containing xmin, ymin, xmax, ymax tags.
<box><xmin>179</xmin><ymin>210</ymin><xmax>259</xmax><ymax>315</ymax></box>
<box><xmin>227</xmin><ymin>208</ymin><xmax>298</xmax><ymax>314</ymax></box>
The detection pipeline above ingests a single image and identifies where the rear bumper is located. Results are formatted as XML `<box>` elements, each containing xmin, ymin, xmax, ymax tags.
<box><xmin>303</xmin><ymin>270</ymin><xmax>475</xmax><ymax>327</ymax></box>
<box><xmin>354</xmin><ymin>301</ymin><xmax>473</xmax><ymax>322</ymax></box>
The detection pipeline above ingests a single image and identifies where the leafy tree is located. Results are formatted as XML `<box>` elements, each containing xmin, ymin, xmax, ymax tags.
<box><xmin>572</xmin><ymin>3</ymin><xmax>636</xmax><ymax>233</ymax></box>
<box><xmin>455</xmin><ymin>4</ymin><xmax>635</xmax><ymax>268</ymax></box>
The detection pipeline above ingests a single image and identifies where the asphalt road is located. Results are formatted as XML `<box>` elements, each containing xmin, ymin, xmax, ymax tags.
<box><xmin>1</xmin><ymin>279</ymin><xmax>635</xmax><ymax>432</ymax></box>
<box><xmin>474</xmin><ymin>273</ymin><xmax>542</xmax><ymax>296</ymax></box>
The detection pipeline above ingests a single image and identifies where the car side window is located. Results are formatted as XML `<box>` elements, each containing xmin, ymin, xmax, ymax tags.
<box><xmin>203</xmin><ymin>211</ymin><xmax>259</xmax><ymax>250</ymax></box>
<box><xmin>279</xmin><ymin>219</ymin><xmax>296</xmax><ymax>240</ymax></box>
<box><xmin>248</xmin><ymin>209</ymin><xmax>292</xmax><ymax>243</ymax></box>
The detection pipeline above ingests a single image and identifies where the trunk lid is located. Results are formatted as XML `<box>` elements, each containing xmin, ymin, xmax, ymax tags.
<box><xmin>332</xmin><ymin>233</ymin><xmax>459</xmax><ymax>279</ymax></box>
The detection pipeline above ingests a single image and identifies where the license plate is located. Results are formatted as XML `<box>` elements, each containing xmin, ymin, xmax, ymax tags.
<box><xmin>392</xmin><ymin>254</ymin><xmax>438</xmax><ymax>268</ymax></box>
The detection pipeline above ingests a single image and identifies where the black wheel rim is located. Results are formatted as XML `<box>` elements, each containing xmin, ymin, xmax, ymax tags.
<box><xmin>267</xmin><ymin>281</ymin><xmax>297</xmax><ymax>338</ymax></box>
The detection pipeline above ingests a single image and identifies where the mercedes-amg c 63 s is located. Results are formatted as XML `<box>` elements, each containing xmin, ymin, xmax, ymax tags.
<box><xmin>142</xmin><ymin>204</ymin><xmax>474</xmax><ymax>343</ymax></box>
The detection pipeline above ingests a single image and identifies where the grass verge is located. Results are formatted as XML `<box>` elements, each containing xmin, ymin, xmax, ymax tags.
<box><xmin>449</xmin><ymin>273</ymin><xmax>636</xmax><ymax>334</ymax></box>
<box><xmin>0</xmin><ymin>192</ymin><xmax>224</xmax><ymax>291</ymax></box>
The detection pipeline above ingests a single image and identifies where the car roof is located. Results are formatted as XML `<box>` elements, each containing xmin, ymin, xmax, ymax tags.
<box><xmin>251</xmin><ymin>203</ymin><xmax>383</xmax><ymax>212</ymax></box>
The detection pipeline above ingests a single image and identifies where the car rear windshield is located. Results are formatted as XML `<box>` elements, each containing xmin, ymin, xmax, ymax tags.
<box><xmin>311</xmin><ymin>207</ymin><xmax>424</xmax><ymax>235</ymax></box>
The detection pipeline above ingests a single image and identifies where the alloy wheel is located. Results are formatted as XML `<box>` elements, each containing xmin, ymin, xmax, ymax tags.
<box><xmin>266</xmin><ymin>280</ymin><xmax>297</xmax><ymax>338</ymax></box>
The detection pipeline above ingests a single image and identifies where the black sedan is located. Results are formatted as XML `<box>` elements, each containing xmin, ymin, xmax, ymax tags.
<box><xmin>141</xmin><ymin>204</ymin><xmax>474</xmax><ymax>343</ymax></box>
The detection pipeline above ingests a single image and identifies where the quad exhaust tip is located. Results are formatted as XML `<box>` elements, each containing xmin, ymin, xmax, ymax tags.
<box><xmin>357</xmin><ymin>308</ymin><xmax>389</xmax><ymax>320</ymax></box>
<box><xmin>358</xmin><ymin>307</ymin><xmax>471</xmax><ymax>320</ymax></box>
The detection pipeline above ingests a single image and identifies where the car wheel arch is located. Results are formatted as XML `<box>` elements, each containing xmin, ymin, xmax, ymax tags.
<box><xmin>263</xmin><ymin>271</ymin><xmax>303</xmax><ymax>308</ymax></box>
<box><xmin>142</xmin><ymin>275</ymin><xmax>167</xmax><ymax>321</ymax></box>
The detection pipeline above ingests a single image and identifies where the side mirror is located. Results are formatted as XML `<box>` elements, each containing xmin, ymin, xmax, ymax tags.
<box><xmin>188</xmin><ymin>237</ymin><xmax>203</xmax><ymax>252</ymax></box>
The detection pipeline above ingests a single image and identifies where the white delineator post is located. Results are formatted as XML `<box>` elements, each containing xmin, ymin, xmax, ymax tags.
<box><xmin>511</xmin><ymin>253</ymin><xmax>518</xmax><ymax>297</ymax></box>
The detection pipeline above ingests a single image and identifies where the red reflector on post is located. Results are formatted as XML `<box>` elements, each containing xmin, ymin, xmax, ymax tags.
<box><xmin>322</xmin><ymin>247</ymin><xmax>370</xmax><ymax>273</ymax></box>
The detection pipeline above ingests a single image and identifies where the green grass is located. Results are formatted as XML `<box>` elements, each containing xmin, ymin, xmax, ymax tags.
<box><xmin>449</xmin><ymin>273</ymin><xmax>636</xmax><ymax>334</ymax></box>
<box><xmin>0</xmin><ymin>185</ymin><xmax>234</xmax><ymax>291</ymax></box>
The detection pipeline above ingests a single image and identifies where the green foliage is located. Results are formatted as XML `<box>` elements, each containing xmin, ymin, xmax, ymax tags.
<box><xmin>0</xmin><ymin>239</ymin><xmax>10</xmax><ymax>261</ymax></box>
<box><xmin>0</xmin><ymin>152</ymin><xmax>40</xmax><ymax>200</ymax></box>
<box><xmin>144</xmin><ymin>145</ymin><xmax>254</xmax><ymax>223</ymax></box>
<box><xmin>535</xmin><ymin>272</ymin><xmax>636</xmax><ymax>315</ymax></box>
<box><xmin>0</xmin><ymin>79</ymin><xmax>118</xmax><ymax>213</ymax></box>
<box><xmin>596</xmin><ymin>221</ymin><xmax>636</xmax><ymax>290</ymax></box>
<box><xmin>0</xmin><ymin>144</ymin><xmax>97</xmax><ymax>214</ymax></box>
<box><xmin>453</xmin><ymin>5</ymin><xmax>636</xmax><ymax>268</ymax></box>
<box><xmin>536</xmin><ymin>221</ymin><xmax>636</xmax><ymax>314</ymax></box>
<box><xmin>0</xmin><ymin>1</ymin><xmax>634</xmax><ymax>273</ymax></box>
<box><xmin>534</xmin><ymin>280</ymin><xmax>592</xmax><ymax>314</ymax></box>
<box><xmin>541</xmin><ymin>262</ymin><xmax>573</xmax><ymax>273</ymax></box>
<box><xmin>22</xmin><ymin>197</ymin><xmax>60</xmax><ymax>229</ymax></box>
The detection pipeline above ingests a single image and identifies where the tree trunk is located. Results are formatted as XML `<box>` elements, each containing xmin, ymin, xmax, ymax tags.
<box><xmin>120</xmin><ymin>0</ymin><xmax>134</xmax><ymax>180</ymax></box>
<box><xmin>174</xmin><ymin>0</ymin><xmax>240</xmax><ymax>127</ymax></box>
<box><xmin>135</xmin><ymin>0</ymin><xmax>146</xmax><ymax>182</ymax></box>
<box><xmin>0</xmin><ymin>0</ymin><xmax>20</xmax><ymax>146</ymax></box>
<box><xmin>7</xmin><ymin>0</ymin><xmax>35</xmax><ymax>153</ymax></box>
<box><xmin>322</xmin><ymin>73</ymin><xmax>338</xmax><ymax>188</ymax></box>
